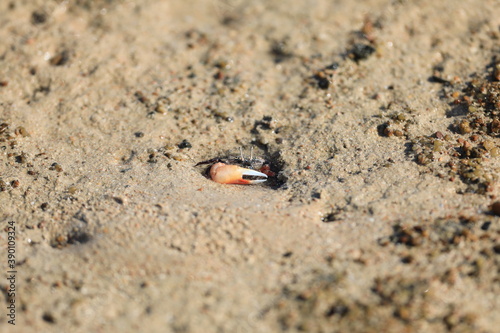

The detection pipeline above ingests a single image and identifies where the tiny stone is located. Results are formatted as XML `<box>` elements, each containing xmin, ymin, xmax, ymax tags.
<box><xmin>49</xmin><ymin>50</ymin><xmax>70</xmax><ymax>66</ymax></box>
<box><xmin>470</xmin><ymin>134</ymin><xmax>479</xmax><ymax>142</ymax></box>
<box><xmin>491</xmin><ymin>119</ymin><xmax>500</xmax><ymax>133</ymax></box>
<box><xmin>480</xmin><ymin>221</ymin><xmax>491</xmax><ymax>231</ymax></box>
<box><xmin>16</xmin><ymin>155</ymin><xmax>27</xmax><ymax>163</ymax></box>
<box><xmin>483</xmin><ymin>140</ymin><xmax>495</xmax><ymax>151</ymax></box>
<box><xmin>155</xmin><ymin>104</ymin><xmax>168</xmax><ymax>114</ymax></box>
<box><xmin>396</xmin><ymin>113</ymin><xmax>406</xmax><ymax>121</ymax></box>
<box><xmin>490</xmin><ymin>201</ymin><xmax>500</xmax><ymax>216</ymax></box>
<box><xmin>459</xmin><ymin>120</ymin><xmax>471</xmax><ymax>134</ymax></box>
<box><xmin>325</xmin><ymin>62</ymin><xmax>339</xmax><ymax>70</ymax></box>
<box><xmin>0</xmin><ymin>123</ymin><xmax>9</xmax><ymax>134</ymax></box>
<box><xmin>315</xmin><ymin>75</ymin><xmax>329</xmax><ymax>90</ymax></box>
<box><xmin>178</xmin><ymin>139</ymin><xmax>192</xmax><ymax>149</ymax></box>
<box><xmin>393</xmin><ymin>130</ymin><xmax>404</xmax><ymax>137</ymax></box>
<box><xmin>49</xmin><ymin>163</ymin><xmax>63</xmax><ymax>172</ymax></box>
<box><xmin>322</xmin><ymin>213</ymin><xmax>338</xmax><ymax>223</ymax></box>
<box><xmin>42</xmin><ymin>312</ymin><xmax>56</xmax><ymax>324</ymax></box>
<box><xmin>350</xmin><ymin>43</ymin><xmax>376</xmax><ymax>62</ymax></box>
<box><xmin>15</xmin><ymin>126</ymin><xmax>29</xmax><ymax>137</ymax></box>
<box><xmin>31</xmin><ymin>10</ymin><xmax>47</xmax><ymax>25</ymax></box>
<box><xmin>490</xmin><ymin>147</ymin><xmax>499</xmax><ymax>157</ymax></box>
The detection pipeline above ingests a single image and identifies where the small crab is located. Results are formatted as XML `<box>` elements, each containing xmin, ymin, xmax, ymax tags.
<box><xmin>195</xmin><ymin>148</ymin><xmax>274</xmax><ymax>185</ymax></box>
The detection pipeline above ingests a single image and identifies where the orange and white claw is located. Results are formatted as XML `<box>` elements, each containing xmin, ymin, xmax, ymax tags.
<box><xmin>209</xmin><ymin>162</ymin><xmax>268</xmax><ymax>184</ymax></box>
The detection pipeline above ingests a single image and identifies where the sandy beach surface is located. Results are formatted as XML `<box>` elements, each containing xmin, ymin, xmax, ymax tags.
<box><xmin>1</xmin><ymin>0</ymin><xmax>499</xmax><ymax>332</ymax></box>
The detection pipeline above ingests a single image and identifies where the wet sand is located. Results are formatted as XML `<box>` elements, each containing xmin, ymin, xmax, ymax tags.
<box><xmin>1</xmin><ymin>0</ymin><xmax>499</xmax><ymax>332</ymax></box>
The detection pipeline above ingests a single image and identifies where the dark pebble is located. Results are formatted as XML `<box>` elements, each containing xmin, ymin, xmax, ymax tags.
<box><xmin>428</xmin><ymin>75</ymin><xmax>451</xmax><ymax>86</ymax></box>
<box><xmin>270</xmin><ymin>40</ymin><xmax>293</xmax><ymax>63</ymax></box>
<box><xmin>315</xmin><ymin>75</ymin><xmax>329</xmax><ymax>90</ymax></box>
<box><xmin>42</xmin><ymin>312</ymin><xmax>56</xmax><ymax>324</ymax></box>
<box><xmin>31</xmin><ymin>10</ymin><xmax>47</xmax><ymax>25</ymax></box>
<box><xmin>325</xmin><ymin>305</ymin><xmax>349</xmax><ymax>317</ymax></box>
<box><xmin>401</xmin><ymin>255</ymin><xmax>414</xmax><ymax>264</ymax></box>
<box><xmin>350</xmin><ymin>43</ymin><xmax>375</xmax><ymax>62</ymax></box>
<box><xmin>325</xmin><ymin>62</ymin><xmax>339</xmax><ymax>70</ymax></box>
<box><xmin>491</xmin><ymin>201</ymin><xmax>500</xmax><ymax>216</ymax></box>
<box><xmin>15</xmin><ymin>155</ymin><xmax>26</xmax><ymax>163</ymax></box>
<box><xmin>178</xmin><ymin>139</ymin><xmax>192</xmax><ymax>149</ymax></box>
<box><xmin>480</xmin><ymin>221</ymin><xmax>491</xmax><ymax>231</ymax></box>
<box><xmin>134</xmin><ymin>91</ymin><xmax>150</xmax><ymax>105</ymax></box>
<box><xmin>322</xmin><ymin>213</ymin><xmax>338</xmax><ymax>223</ymax></box>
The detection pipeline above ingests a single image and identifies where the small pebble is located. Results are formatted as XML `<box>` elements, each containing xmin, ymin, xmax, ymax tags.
<box><xmin>480</xmin><ymin>221</ymin><xmax>491</xmax><ymax>231</ymax></box>
<box><xmin>0</xmin><ymin>123</ymin><xmax>9</xmax><ymax>134</ymax></box>
<box><xmin>178</xmin><ymin>139</ymin><xmax>192</xmax><ymax>149</ymax></box>
<box><xmin>349</xmin><ymin>43</ymin><xmax>376</xmax><ymax>62</ymax></box>
<box><xmin>490</xmin><ymin>201</ymin><xmax>500</xmax><ymax>216</ymax></box>
<box><xmin>314</xmin><ymin>74</ymin><xmax>329</xmax><ymax>90</ymax></box>
<box><xmin>31</xmin><ymin>10</ymin><xmax>47</xmax><ymax>25</ymax></box>
<box><xmin>49</xmin><ymin>163</ymin><xmax>63</xmax><ymax>172</ymax></box>
<box><xmin>458</xmin><ymin>120</ymin><xmax>471</xmax><ymax>134</ymax></box>
<box><xmin>15</xmin><ymin>126</ymin><xmax>29</xmax><ymax>137</ymax></box>
<box><xmin>49</xmin><ymin>50</ymin><xmax>70</xmax><ymax>66</ymax></box>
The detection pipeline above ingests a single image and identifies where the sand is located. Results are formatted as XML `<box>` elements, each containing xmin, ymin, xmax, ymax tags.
<box><xmin>1</xmin><ymin>0</ymin><xmax>499</xmax><ymax>332</ymax></box>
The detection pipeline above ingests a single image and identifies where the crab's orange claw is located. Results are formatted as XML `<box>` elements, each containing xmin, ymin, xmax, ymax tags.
<box><xmin>209</xmin><ymin>162</ymin><xmax>267</xmax><ymax>184</ymax></box>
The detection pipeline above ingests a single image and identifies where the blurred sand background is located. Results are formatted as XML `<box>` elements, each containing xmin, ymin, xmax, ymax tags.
<box><xmin>0</xmin><ymin>0</ymin><xmax>499</xmax><ymax>332</ymax></box>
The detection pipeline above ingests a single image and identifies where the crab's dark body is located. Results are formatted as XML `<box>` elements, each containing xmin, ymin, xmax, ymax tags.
<box><xmin>195</xmin><ymin>156</ymin><xmax>266</xmax><ymax>171</ymax></box>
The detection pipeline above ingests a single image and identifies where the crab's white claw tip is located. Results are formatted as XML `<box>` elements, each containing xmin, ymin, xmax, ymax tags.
<box><xmin>241</xmin><ymin>169</ymin><xmax>268</xmax><ymax>184</ymax></box>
